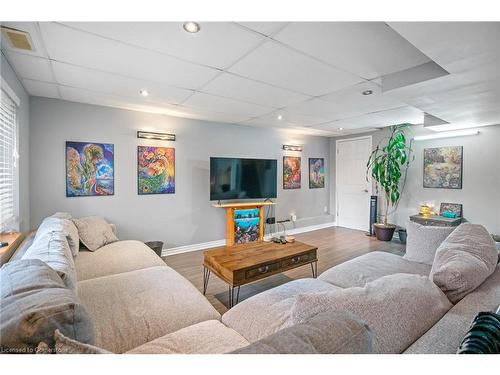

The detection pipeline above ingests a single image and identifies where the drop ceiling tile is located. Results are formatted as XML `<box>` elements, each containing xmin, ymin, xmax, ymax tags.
<box><xmin>284</xmin><ymin>81</ymin><xmax>405</xmax><ymax>121</ymax></box>
<box><xmin>315</xmin><ymin>106</ymin><xmax>423</xmax><ymax>131</ymax></box>
<box><xmin>1</xmin><ymin>22</ymin><xmax>48</xmax><ymax>58</ymax></box>
<box><xmin>237</xmin><ymin>22</ymin><xmax>288</xmax><ymax>36</ymax></box>
<box><xmin>228</xmin><ymin>41</ymin><xmax>363</xmax><ymax>96</ymax></box>
<box><xmin>59</xmin><ymin>85</ymin><xmax>181</xmax><ymax>115</ymax></box>
<box><xmin>4</xmin><ymin>52</ymin><xmax>53</xmax><ymax>82</ymax></box>
<box><xmin>22</xmin><ymin>79</ymin><xmax>59</xmax><ymax>98</ymax></box>
<box><xmin>389</xmin><ymin>22</ymin><xmax>500</xmax><ymax>67</ymax></box>
<box><xmin>183</xmin><ymin>92</ymin><xmax>274</xmax><ymax>118</ymax></box>
<box><xmin>52</xmin><ymin>61</ymin><xmax>193</xmax><ymax>105</ymax></box>
<box><xmin>173</xmin><ymin>106</ymin><xmax>251</xmax><ymax>124</ymax></box>
<box><xmin>318</xmin><ymin>81</ymin><xmax>406</xmax><ymax>118</ymax></box>
<box><xmin>274</xmin><ymin>22</ymin><xmax>430</xmax><ymax>80</ymax></box>
<box><xmin>247</xmin><ymin>110</ymin><xmax>330</xmax><ymax>127</ymax></box>
<box><xmin>201</xmin><ymin>73</ymin><xmax>310</xmax><ymax>108</ymax></box>
<box><xmin>62</xmin><ymin>22</ymin><xmax>264</xmax><ymax>69</ymax></box>
<box><xmin>39</xmin><ymin>22</ymin><xmax>218</xmax><ymax>90</ymax></box>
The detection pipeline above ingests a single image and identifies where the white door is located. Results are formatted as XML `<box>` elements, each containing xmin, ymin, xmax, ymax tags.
<box><xmin>336</xmin><ymin>136</ymin><xmax>372</xmax><ymax>231</ymax></box>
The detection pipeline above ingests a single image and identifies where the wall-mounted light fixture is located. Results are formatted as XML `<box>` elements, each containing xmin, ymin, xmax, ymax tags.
<box><xmin>283</xmin><ymin>144</ymin><xmax>303</xmax><ymax>152</ymax></box>
<box><xmin>413</xmin><ymin>129</ymin><xmax>478</xmax><ymax>141</ymax></box>
<box><xmin>137</xmin><ymin>131</ymin><xmax>176</xmax><ymax>141</ymax></box>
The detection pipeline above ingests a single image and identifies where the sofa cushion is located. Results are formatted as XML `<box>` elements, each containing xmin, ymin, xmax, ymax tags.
<box><xmin>405</xmin><ymin>265</ymin><xmax>500</xmax><ymax>354</ymax></box>
<box><xmin>127</xmin><ymin>320</ymin><xmax>249</xmax><ymax>354</ymax></box>
<box><xmin>38</xmin><ymin>216</ymin><xmax>80</xmax><ymax>257</ymax></box>
<box><xmin>231</xmin><ymin>311</ymin><xmax>373</xmax><ymax>354</ymax></box>
<box><xmin>22</xmin><ymin>230</ymin><xmax>77</xmax><ymax>291</ymax></box>
<box><xmin>75</xmin><ymin>240</ymin><xmax>166</xmax><ymax>281</ymax></box>
<box><xmin>318</xmin><ymin>251</ymin><xmax>431</xmax><ymax>288</ymax></box>
<box><xmin>430</xmin><ymin>223</ymin><xmax>498</xmax><ymax>304</ymax></box>
<box><xmin>291</xmin><ymin>274</ymin><xmax>452</xmax><ymax>353</ymax></box>
<box><xmin>77</xmin><ymin>265</ymin><xmax>220</xmax><ymax>353</ymax></box>
<box><xmin>222</xmin><ymin>278</ymin><xmax>339</xmax><ymax>343</ymax></box>
<box><xmin>0</xmin><ymin>259</ymin><xmax>94</xmax><ymax>353</ymax></box>
<box><xmin>403</xmin><ymin>221</ymin><xmax>455</xmax><ymax>265</ymax></box>
<box><xmin>72</xmin><ymin>216</ymin><xmax>118</xmax><ymax>251</ymax></box>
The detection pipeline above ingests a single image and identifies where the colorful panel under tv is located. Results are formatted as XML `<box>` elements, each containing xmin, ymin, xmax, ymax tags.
<box><xmin>138</xmin><ymin>146</ymin><xmax>175</xmax><ymax>195</ymax></box>
<box><xmin>66</xmin><ymin>141</ymin><xmax>114</xmax><ymax>197</ymax></box>
<box><xmin>309</xmin><ymin>158</ymin><xmax>325</xmax><ymax>188</ymax></box>
<box><xmin>283</xmin><ymin>156</ymin><xmax>301</xmax><ymax>189</ymax></box>
<box><xmin>234</xmin><ymin>208</ymin><xmax>260</xmax><ymax>244</ymax></box>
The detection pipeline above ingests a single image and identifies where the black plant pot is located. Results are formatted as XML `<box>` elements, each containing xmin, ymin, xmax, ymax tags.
<box><xmin>374</xmin><ymin>224</ymin><xmax>396</xmax><ymax>241</ymax></box>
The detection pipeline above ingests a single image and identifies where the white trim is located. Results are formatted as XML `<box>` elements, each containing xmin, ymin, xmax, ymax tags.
<box><xmin>161</xmin><ymin>221</ymin><xmax>337</xmax><ymax>257</ymax></box>
<box><xmin>1</xmin><ymin>77</ymin><xmax>21</xmax><ymax>106</ymax></box>
<box><xmin>335</xmin><ymin>135</ymin><xmax>372</xmax><ymax>229</ymax></box>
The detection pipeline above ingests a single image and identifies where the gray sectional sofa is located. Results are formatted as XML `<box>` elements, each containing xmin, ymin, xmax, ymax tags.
<box><xmin>1</xmin><ymin>214</ymin><xmax>498</xmax><ymax>354</ymax></box>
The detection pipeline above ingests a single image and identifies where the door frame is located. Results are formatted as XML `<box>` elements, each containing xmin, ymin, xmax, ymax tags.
<box><xmin>335</xmin><ymin>135</ymin><xmax>373</xmax><ymax>228</ymax></box>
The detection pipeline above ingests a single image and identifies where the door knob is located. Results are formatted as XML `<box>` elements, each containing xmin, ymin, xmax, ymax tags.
<box><xmin>363</xmin><ymin>189</ymin><xmax>369</xmax><ymax>193</ymax></box>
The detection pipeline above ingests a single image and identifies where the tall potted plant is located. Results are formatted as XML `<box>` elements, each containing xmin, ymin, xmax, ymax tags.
<box><xmin>367</xmin><ymin>124</ymin><xmax>413</xmax><ymax>241</ymax></box>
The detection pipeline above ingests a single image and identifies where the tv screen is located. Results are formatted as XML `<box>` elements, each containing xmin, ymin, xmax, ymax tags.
<box><xmin>210</xmin><ymin>157</ymin><xmax>277</xmax><ymax>201</ymax></box>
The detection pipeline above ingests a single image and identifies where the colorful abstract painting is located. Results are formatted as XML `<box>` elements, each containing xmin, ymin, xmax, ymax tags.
<box><xmin>66</xmin><ymin>141</ymin><xmax>114</xmax><ymax>197</ymax></box>
<box><xmin>138</xmin><ymin>146</ymin><xmax>175</xmax><ymax>195</ymax></box>
<box><xmin>423</xmin><ymin>146</ymin><xmax>463</xmax><ymax>189</ymax></box>
<box><xmin>234</xmin><ymin>208</ymin><xmax>260</xmax><ymax>244</ymax></box>
<box><xmin>283</xmin><ymin>156</ymin><xmax>301</xmax><ymax>189</ymax></box>
<box><xmin>309</xmin><ymin>158</ymin><xmax>325</xmax><ymax>188</ymax></box>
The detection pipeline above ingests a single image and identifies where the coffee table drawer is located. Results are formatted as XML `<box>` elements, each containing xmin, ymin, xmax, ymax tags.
<box><xmin>281</xmin><ymin>252</ymin><xmax>316</xmax><ymax>268</ymax></box>
<box><xmin>245</xmin><ymin>262</ymin><xmax>280</xmax><ymax>279</ymax></box>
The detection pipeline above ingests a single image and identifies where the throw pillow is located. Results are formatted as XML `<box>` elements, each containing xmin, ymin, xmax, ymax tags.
<box><xmin>290</xmin><ymin>274</ymin><xmax>452</xmax><ymax>353</ymax></box>
<box><xmin>72</xmin><ymin>216</ymin><xmax>118</xmax><ymax>251</ymax></box>
<box><xmin>22</xmin><ymin>230</ymin><xmax>77</xmax><ymax>291</ymax></box>
<box><xmin>0</xmin><ymin>259</ymin><xmax>94</xmax><ymax>353</ymax></box>
<box><xmin>404</xmin><ymin>221</ymin><xmax>455</xmax><ymax>265</ymax></box>
<box><xmin>430</xmin><ymin>223</ymin><xmax>498</xmax><ymax>304</ymax></box>
<box><xmin>37</xmin><ymin>216</ymin><xmax>80</xmax><ymax>257</ymax></box>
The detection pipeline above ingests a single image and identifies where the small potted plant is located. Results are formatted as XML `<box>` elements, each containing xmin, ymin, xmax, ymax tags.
<box><xmin>367</xmin><ymin>124</ymin><xmax>413</xmax><ymax>241</ymax></box>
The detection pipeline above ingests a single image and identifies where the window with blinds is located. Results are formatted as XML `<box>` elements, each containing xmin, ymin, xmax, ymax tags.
<box><xmin>0</xmin><ymin>89</ymin><xmax>18</xmax><ymax>232</ymax></box>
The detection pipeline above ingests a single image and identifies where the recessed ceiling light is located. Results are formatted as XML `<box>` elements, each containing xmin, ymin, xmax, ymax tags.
<box><xmin>139</xmin><ymin>89</ymin><xmax>149</xmax><ymax>97</ymax></box>
<box><xmin>362</xmin><ymin>90</ymin><xmax>373</xmax><ymax>96</ymax></box>
<box><xmin>277</xmin><ymin>114</ymin><xmax>283</xmax><ymax>120</ymax></box>
<box><xmin>338</xmin><ymin>127</ymin><xmax>344</xmax><ymax>130</ymax></box>
<box><xmin>183</xmin><ymin>22</ymin><xmax>200</xmax><ymax>33</ymax></box>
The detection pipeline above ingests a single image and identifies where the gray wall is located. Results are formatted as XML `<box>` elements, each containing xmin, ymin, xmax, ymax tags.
<box><xmin>1</xmin><ymin>52</ymin><xmax>30</xmax><ymax>231</ymax></box>
<box><xmin>29</xmin><ymin>98</ymin><xmax>332</xmax><ymax>248</ymax></box>
<box><xmin>330</xmin><ymin>124</ymin><xmax>500</xmax><ymax>235</ymax></box>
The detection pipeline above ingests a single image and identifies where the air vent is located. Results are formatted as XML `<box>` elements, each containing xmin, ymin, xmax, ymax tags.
<box><xmin>1</xmin><ymin>26</ymin><xmax>34</xmax><ymax>51</ymax></box>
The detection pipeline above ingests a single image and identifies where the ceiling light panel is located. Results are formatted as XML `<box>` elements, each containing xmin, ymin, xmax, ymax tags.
<box><xmin>39</xmin><ymin>22</ymin><xmax>219</xmax><ymax>90</ymax></box>
<box><xmin>274</xmin><ymin>22</ymin><xmax>430</xmax><ymax>79</ymax></box>
<box><xmin>61</xmin><ymin>22</ymin><xmax>265</xmax><ymax>70</ymax></box>
<box><xmin>228</xmin><ymin>41</ymin><xmax>363</xmax><ymax>96</ymax></box>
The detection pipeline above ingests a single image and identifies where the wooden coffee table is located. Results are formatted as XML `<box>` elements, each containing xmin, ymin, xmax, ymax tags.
<box><xmin>203</xmin><ymin>240</ymin><xmax>318</xmax><ymax>307</ymax></box>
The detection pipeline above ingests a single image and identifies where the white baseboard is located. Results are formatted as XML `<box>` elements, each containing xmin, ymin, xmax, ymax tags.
<box><xmin>162</xmin><ymin>221</ymin><xmax>337</xmax><ymax>257</ymax></box>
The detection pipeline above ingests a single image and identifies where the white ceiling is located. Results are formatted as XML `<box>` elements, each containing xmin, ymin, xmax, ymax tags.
<box><xmin>1</xmin><ymin>21</ymin><xmax>499</xmax><ymax>136</ymax></box>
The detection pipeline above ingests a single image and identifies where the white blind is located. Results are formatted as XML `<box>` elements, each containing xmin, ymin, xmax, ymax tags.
<box><xmin>0</xmin><ymin>89</ymin><xmax>18</xmax><ymax>231</ymax></box>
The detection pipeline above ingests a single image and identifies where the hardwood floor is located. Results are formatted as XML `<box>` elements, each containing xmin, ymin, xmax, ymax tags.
<box><xmin>164</xmin><ymin>226</ymin><xmax>405</xmax><ymax>315</ymax></box>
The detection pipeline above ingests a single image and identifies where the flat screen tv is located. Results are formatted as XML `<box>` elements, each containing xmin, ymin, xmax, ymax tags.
<box><xmin>210</xmin><ymin>157</ymin><xmax>277</xmax><ymax>201</ymax></box>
